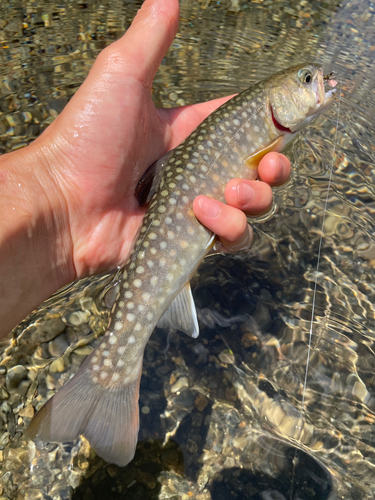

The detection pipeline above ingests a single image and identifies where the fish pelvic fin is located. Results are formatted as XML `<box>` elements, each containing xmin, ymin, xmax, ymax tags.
<box><xmin>26</xmin><ymin>356</ymin><xmax>142</xmax><ymax>467</ymax></box>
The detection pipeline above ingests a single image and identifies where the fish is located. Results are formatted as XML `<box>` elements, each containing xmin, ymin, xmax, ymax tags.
<box><xmin>27</xmin><ymin>63</ymin><xmax>336</xmax><ymax>466</ymax></box>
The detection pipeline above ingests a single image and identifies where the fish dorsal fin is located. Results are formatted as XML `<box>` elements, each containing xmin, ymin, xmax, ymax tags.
<box><xmin>245</xmin><ymin>135</ymin><xmax>285</xmax><ymax>169</ymax></box>
<box><xmin>135</xmin><ymin>149</ymin><xmax>175</xmax><ymax>206</ymax></box>
<box><xmin>157</xmin><ymin>282</ymin><xmax>199</xmax><ymax>339</ymax></box>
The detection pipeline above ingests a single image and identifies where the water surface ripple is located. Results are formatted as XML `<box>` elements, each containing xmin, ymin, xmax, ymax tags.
<box><xmin>1</xmin><ymin>0</ymin><xmax>375</xmax><ymax>499</ymax></box>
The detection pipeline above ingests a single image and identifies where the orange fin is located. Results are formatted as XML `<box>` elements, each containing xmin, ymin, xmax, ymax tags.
<box><xmin>26</xmin><ymin>357</ymin><xmax>142</xmax><ymax>467</ymax></box>
<box><xmin>245</xmin><ymin>135</ymin><xmax>285</xmax><ymax>169</ymax></box>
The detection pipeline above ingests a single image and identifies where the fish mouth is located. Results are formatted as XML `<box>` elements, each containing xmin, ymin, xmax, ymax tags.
<box><xmin>270</xmin><ymin>106</ymin><xmax>293</xmax><ymax>134</ymax></box>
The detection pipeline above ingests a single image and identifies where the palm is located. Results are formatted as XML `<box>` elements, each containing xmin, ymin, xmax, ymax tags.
<box><xmin>38</xmin><ymin>43</ymin><xmax>230</xmax><ymax>278</ymax></box>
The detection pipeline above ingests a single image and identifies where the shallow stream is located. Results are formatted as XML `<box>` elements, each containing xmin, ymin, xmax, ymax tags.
<box><xmin>1</xmin><ymin>0</ymin><xmax>375</xmax><ymax>499</ymax></box>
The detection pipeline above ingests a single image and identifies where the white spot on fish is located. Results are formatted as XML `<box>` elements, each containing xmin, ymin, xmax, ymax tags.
<box><xmin>148</xmin><ymin>232</ymin><xmax>157</xmax><ymax>240</ymax></box>
<box><xmin>92</xmin><ymin>365</ymin><xmax>100</xmax><ymax>371</ymax></box>
<box><xmin>127</xmin><ymin>302</ymin><xmax>134</xmax><ymax>309</ymax></box>
<box><xmin>160</xmin><ymin>241</ymin><xmax>167</xmax><ymax>250</ymax></box>
<box><xmin>128</xmin><ymin>336</ymin><xmax>136</xmax><ymax>344</ymax></box>
<box><xmin>100</xmin><ymin>372</ymin><xmax>108</xmax><ymax>379</ymax></box>
<box><xmin>116</xmin><ymin>311</ymin><xmax>123</xmax><ymax>318</ymax></box>
<box><xmin>151</xmin><ymin>276</ymin><xmax>158</xmax><ymax>286</ymax></box>
<box><xmin>117</xmin><ymin>359</ymin><xmax>125</xmax><ymax>368</ymax></box>
<box><xmin>135</xmin><ymin>322</ymin><xmax>142</xmax><ymax>331</ymax></box>
<box><xmin>126</xmin><ymin>313</ymin><xmax>135</xmax><ymax>322</ymax></box>
<box><xmin>118</xmin><ymin>346</ymin><xmax>126</xmax><ymax>355</ymax></box>
<box><xmin>109</xmin><ymin>336</ymin><xmax>117</xmax><ymax>345</ymax></box>
<box><xmin>167</xmin><ymin>231</ymin><xmax>175</xmax><ymax>240</ymax></box>
<box><xmin>136</xmin><ymin>266</ymin><xmax>145</xmax><ymax>274</ymax></box>
<box><xmin>147</xmin><ymin>260</ymin><xmax>154</xmax><ymax>268</ymax></box>
<box><xmin>114</xmin><ymin>321</ymin><xmax>123</xmax><ymax>331</ymax></box>
<box><xmin>165</xmin><ymin>217</ymin><xmax>173</xmax><ymax>224</ymax></box>
<box><xmin>147</xmin><ymin>312</ymin><xmax>154</xmax><ymax>320</ymax></box>
<box><xmin>103</xmin><ymin>350</ymin><xmax>109</xmax><ymax>357</ymax></box>
<box><xmin>125</xmin><ymin>291</ymin><xmax>133</xmax><ymax>299</ymax></box>
<box><xmin>150</xmin><ymin>248</ymin><xmax>157</xmax><ymax>255</ymax></box>
<box><xmin>112</xmin><ymin>373</ymin><xmax>120</xmax><ymax>382</ymax></box>
<box><xmin>104</xmin><ymin>359</ymin><xmax>112</xmax><ymax>367</ymax></box>
<box><xmin>169</xmin><ymin>198</ymin><xmax>177</xmax><ymax>205</ymax></box>
<box><xmin>134</xmin><ymin>279</ymin><xmax>142</xmax><ymax>288</ymax></box>
<box><xmin>119</xmin><ymin>301</ymin><xmax>124</xmax><ymax>308</ymax></box>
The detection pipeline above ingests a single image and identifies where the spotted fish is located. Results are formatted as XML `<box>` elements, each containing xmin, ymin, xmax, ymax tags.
<box><xmin>27</xmin><ymin>64</ymin><xmax>336</xmax><ymax>466</ymax></box>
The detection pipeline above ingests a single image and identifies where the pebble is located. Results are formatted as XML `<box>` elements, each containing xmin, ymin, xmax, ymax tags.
<box><xmin>18</xmin><ymin>380</ymin><xmax>31</xmax><ymax>398</ymax></box>
<box><xmin>19</xmin><ymin>405</ymin><xmax>34</xmax><ymax>419</ymax></box>
<box><xmin>5</xmin><ymin>365</ymin><xmax>28</xmax><ymax>390</ymax></box>
<box><xmin>0</xmin><ymin>387</ymin><xmax>9</xmax><ymax>400</ymax></box>
<box><xmin>79</xmin><ymin>296</ymin><xmax>93</xmax><ymax>311</ymax></box>
<box><xmin>49</xmin><ymin>358</ymin><xmax>65</xmax><ymax>373</ymax></box>
<box><xmin>63</xmin><ymin>310</ymin><xmax>90</xmax><ymax>326</ymax></box>
<box><xmin>218</xmin><ymin>350</ymin><xmax>235</xmax><ymax>365</ymax></box>
<box><xmin>48</xmin><ymin>333</ymin><xmax>69</xmax><ymax>357</ymax></box>
<box><xmin>107</xmin><ymin>464</ymin><xmax>118</xmax><ymax>478</ymax></box>
<box><xmin>141</xmin><ymin>405</ymin><xmax>150</xmax><ymax>414</ymax></box>
<box><xmin>194</xmin><ymin>394</ymin><xmax>209</xmax><ymax>412</ymax></box>
<box><xmin>32</xmin><ymin>318</ymin><xmax>66</xmax><ymax>342</ymax></box>
<box><xmin>104</xmin><ymin>283</ymin><xmax>120</xmax><ymax>308</ymax></box>
<box><xmin>171</xmin><ymin>377</ymin><xmax>189</xmax><ymax>393</ymax></box>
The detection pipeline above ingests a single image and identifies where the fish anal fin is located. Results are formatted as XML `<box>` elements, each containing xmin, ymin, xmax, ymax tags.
<box><xmin>135</xmin><ymin>149</ymin><xmax>175</xmax><ymax>206</ymax></box>
<box><xmin>26</xmin><ymin>356</ymin><xmax>143</xmax><ymax>467</ymax></box>
<box><xmin>157</xmin><ymin>282</ymin><xmax>199</xmax><ymax>338</ymax></box>
<box><xmin>245</xmin><ymin>135</ymin><xmax>285</xmax><ymax>170</ymax></box>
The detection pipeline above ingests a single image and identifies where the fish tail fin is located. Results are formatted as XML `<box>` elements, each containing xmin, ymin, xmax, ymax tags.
<box><xmin>26</xmin><ymin>359</ymin><xmax>142</xmax><ymax>467</ymax></box>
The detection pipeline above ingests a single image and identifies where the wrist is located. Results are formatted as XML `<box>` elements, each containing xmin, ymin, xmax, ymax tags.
<box><xmin>0</xmin><ymin>141</ymin><xmax>75</xmax><ymax>337</ymax></box>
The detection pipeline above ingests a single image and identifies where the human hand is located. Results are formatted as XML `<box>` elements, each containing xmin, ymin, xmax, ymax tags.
<box><xmin>0</xmin><ymin>0</ymin><xmax>291</xmax><ymax>338</ymax></box>
<box><xmin>32</xmin><ymin>0</ymin><xmax>290</xmax><ymax>280</ymax></box>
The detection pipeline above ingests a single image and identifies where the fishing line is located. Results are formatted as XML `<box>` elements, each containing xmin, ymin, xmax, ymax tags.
<box><xmin>290</xmin><ymin>77</ymin><xmax>342</xmax><ymax>499</ymax></box>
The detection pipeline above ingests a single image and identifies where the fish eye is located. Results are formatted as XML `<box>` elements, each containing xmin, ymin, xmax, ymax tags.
<box><xmin>298</xmin><ymin>69</ymin><xmax>313</xmax><ymax>84</ymax></box>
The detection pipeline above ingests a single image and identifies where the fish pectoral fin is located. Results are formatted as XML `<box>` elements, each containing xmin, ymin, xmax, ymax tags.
<box><xmin>157</xmin><ymin>282</ymin><xmax>199</xmax><ymax>339</ymax></box>
<box><xmin>135</xmin><ymin>149</ymin><xmax>175</xmax><ymax>206</ymax></box>
<box><xmin>245</xmin><ymin>135</ymin><xmax>285</xmax><ymax>169</ymax></box>
<box><xmin>26</xmin><ymin>355</ymin><xmax>142</xmax><ymax>467</ymax></box>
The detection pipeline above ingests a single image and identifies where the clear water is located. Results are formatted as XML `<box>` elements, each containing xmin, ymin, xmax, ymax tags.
<box><xmin>1</xmin><ymin>0</ymin><xmax>375</xmax><ymax>499</ymax></box>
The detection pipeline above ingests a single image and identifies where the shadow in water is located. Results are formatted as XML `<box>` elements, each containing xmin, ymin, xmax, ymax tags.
<box><xmin>209</xmin><ymin>447</ymin><xmax>333</xmax><ymax>500</ymax></box>
<box><xmin>71</xmin><ymin>438</ymin><xmax>184</xmax><ymax>500</ymax></box>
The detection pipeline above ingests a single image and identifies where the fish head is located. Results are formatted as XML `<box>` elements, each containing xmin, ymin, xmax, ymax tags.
<box><xmin>268</xmin><ymin>63</ymin><xmax>336</xmax><ymax>133</ymax></box>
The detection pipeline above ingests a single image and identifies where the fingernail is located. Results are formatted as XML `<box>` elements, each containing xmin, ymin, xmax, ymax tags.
<box><xmin>198</xmin><ymin>197</ymin><xmax>220</xmax><ymax>218</ymax></box>
<box><xmin>237</xmin><ymin>183</ymin><xmax>255</xmax><ymax>206</ymax></box>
